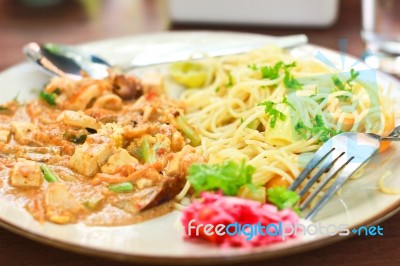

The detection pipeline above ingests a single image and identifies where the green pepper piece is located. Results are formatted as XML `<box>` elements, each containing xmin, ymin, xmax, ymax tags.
<box><xmin>108</xmin><ymin>182</ymin><xmax>134</xmax><ymax>193</ymax></box>
<box><xmin>40</xmin><ymin>164</ymin><xmax>59</xmax><ymax>182</ymax></box>
<box><xmin>39</xmin><ymin>91</ymin><xmax>57</xmax><ymax>106</ymax></box>
<box><xmin>176</xmin><ymin>115</ymin><xmax>201</xmax><ymax>146</ymax></box>
<box><xmin>136</xmin><ymin>137</ymin><xmax>156</xmax><ymax>163</ymax></box>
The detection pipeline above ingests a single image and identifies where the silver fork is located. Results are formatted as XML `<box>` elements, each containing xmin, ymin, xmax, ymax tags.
<box><xmin>289</xmin><ymin>125</ymin><xmax>400</xmax><ymax>220</ymax></box>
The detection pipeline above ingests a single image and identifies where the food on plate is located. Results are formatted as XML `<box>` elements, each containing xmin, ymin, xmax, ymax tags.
<box><xmin>0</xmin><ymin>44</ymin><xmax>396</xmax><ymax>249</ymax></box>
<box><xmin>175</xmin><ymin>46</ymin><xmax>395</xmax><ymax>205</ymax></box>
<box><xmin>0</xmin><ymin>72</ymin><xmax>204</xmax><ymax>225</ymax></box>
<box><xmin>171</xmin><ymin>46</ymin><xmax>395</xmax><ymax>246</ymax></box>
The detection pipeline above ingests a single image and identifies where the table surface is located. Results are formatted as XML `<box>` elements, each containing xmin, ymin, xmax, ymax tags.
<box><xmin>0</xmin><ymin>0</ymin><xmax>399</xmax><ymax>265</ymax></box>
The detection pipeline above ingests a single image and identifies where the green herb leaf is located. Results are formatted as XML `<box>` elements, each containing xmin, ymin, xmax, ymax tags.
<box><xmin>331</xmin><ymin>68</ymin><xmax>360</xmax><ymax>100</ymax></box>
<box><xmin>283</xmin><ymin>70</ymin><xmax>302</xmax><ymax>90</ymax></box>
<box><xmin>187</xmin><ymin>160</ymin><xmax>255</xmax><ymax>196</ymax></box>
<box><xmin>347</xmin><ymin>69</ymin><xmax>360</xmax><ymax>85</ymax></box>
<box><xmin>295</xmin><ymin>114</ymin><xmax>343</xmax><ymax>143</ymax></box>
<box><xmin>261</xmin><ymin>62</ymin><xmax>283</xmax><ymax>80</ymax></box>
<box><xmin>39</xmin><ymin>91</ymin><xmax>57</xmax><ymax>106</ymax></box>
<box><xmin>260</xmin><ymin>61</ymin><xmax>297</xmax><ymax>81</ymax></box>
<box><xmin>282</xmin><ymin>96</ymin><xmax>295</xmax><ymax>110</ymax></box>
<box><xmin>267</xmin><ymin>186</ymin><xmax>300</xmax><ymax>211</ymax></box>
<box><xmin>258</xmin><ymin>97</ymin><xmax>294</xmax><ymax>128</ymax></box>
<box><xmin>247</xmin><ymin>64</ymin><xmax>258</xmax><ymax>71</ymax></box>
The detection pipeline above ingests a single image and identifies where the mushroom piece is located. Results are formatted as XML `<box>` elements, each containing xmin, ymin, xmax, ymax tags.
<box><xmin>112</xmin><ymin>74</ymin><xmax>143</xmax><ymax>100</ymax></box>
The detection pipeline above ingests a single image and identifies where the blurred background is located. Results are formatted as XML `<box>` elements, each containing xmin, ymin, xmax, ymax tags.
<box><xmin>1</xmin><ymin>0</ymin><xmax>400</xmax><ymax>265</ymax></box>
<box><xmin>0</xmin><ymin>0</ymin><xmax>364</xmax><ymax>71</ymax></box>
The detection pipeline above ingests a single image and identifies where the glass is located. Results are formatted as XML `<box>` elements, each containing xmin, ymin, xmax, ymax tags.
<box><xmin>362</xmin><ymin>0</ymin><xmax>400</xmax><ymax>75</ymax></box>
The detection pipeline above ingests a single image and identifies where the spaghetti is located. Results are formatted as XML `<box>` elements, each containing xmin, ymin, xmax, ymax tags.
<box><xmin>177</xmin><ymin>46</ymin><xmax>395</xmax><ymax>194</ymax></box>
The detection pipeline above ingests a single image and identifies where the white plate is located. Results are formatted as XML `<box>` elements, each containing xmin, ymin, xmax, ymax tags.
<box><xmin>0</xmin><ymin>31</ymin><xmax>400</xmax><ymax>264</ymax></box>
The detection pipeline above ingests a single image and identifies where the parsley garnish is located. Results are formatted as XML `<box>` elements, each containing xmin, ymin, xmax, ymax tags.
<box><xmin>260</xmin><ymin>61</ymin><xmax>296</xmax><ymax>80</ymax></box>
<box><xmin>258</xmin><ymin>97</ymin><xmax>293</xmax><ymax>128</ymax></box>
<box><xmin>267</xmin><ymin>186</ymin><xmax>300</xmax><ymax>213</ymax></box>
<box><xmin>39</xmin><ymin>91</ymin><xmax>57</xmax><ymax>106</ymax></box>
<box><xmin>187</xmin><ymin>160</ymin><xmax>255</xmax><ymax>196</ymax></box>
<box><xmin>295</xmin><ymin>114</ymin><xmax>343</xmax><ymax>143</ymax></box>
<box><xmin>282</xmin><ymin>96</ymin><xmax>296</xmax><ymax>110</ymax></box>
<box><xmin>261</xmin><ymin>62</ymin><xmax>283</xmax><ymax>79</ymax></box>
<box><xmin>331</xmin><ymin>69</ymin><xmax>360</xmax><ymax>100</ymax></box>
<box><xmin>247</xmin><ymin>64</ymin><xmax>258</xmax><ymax>71</ymax></box>
<box><xmin>347</xmin><ymin>69</ymin><xmax>359</xmax><ymax>85</ymax></box>
<box><xmin>283</xmin><ymin>70</ymin><xmax>302</xmax><ymax>90</ymax></box>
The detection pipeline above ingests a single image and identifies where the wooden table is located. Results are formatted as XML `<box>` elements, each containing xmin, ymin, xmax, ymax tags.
<box><xmin>0</xmin><ymin>0</ymin><xmax>399</xmax><ymax>265</ymax></box>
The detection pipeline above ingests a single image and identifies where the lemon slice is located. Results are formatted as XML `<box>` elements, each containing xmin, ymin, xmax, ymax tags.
<box><xmin>169</xmin><ymin>61</ymin><xmax>207</xmax><ymax>88</ymax></box>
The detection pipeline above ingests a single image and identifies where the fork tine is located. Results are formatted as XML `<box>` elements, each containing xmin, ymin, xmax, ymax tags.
<box><xmin>289</xmin><ymin>144</ymin><xmax>335</xmax><ymax>191</ymax></box>
<box><xmin>298</xmin><ymin>152</ymin><xmax>344</xmax><ymax>197</ymax></box>
<box><xmin>305</xmin><ymin>160</ymin><xmax>362</xmax><ymax>220</ymax></box>
<box><xmin>299</xmin><ymin>155</ymin><xmax>351</xmax><ymax>210</ymax></box>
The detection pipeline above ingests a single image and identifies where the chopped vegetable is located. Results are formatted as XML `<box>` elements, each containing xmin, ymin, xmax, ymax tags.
<box><xmin>247</xmin><ymin>64</ymin><xmax>258</xmax><ymax>71</ymax></box>
<box><xmin>0</xmin><ymin>105</ymin><xmax>7</xmax><ymax>111</ymax></box>
<box><xmin>40</xmin><ymin>164</ymin><xmax>59</xmax><ymax>183</ymax></box>
<box><xmin>187</xmin><ymin>160</ymin><xmax>255</xmax><ymax>196</ymax></box>
<box><xmin>108</xmin><ymin>181</ymin><xmax>134</xmax><ymax>193</ymax></box>
<box><xmin>258</xmin><ymin>97</ymin><xmax>293</xmax><ymax>128</ymax></box>
<box><xmin>261</xmin><ymin>61</ymin><xmax>296</xmax><ymax>80</ymax></box>
<box><xmin>63</xmin><ymin>131</ymin><xmax>87</xmax><ymax>144</ymax></box>
<box><xmin>295</xmin><ymin>114</ymin><xmax>343</xmax><ymax>143</ymax></box>
<box><xmin>283</xmin><ymin>70</ymin><xmax>302</xmax><ymax>90</ymax></box>
<box><xmin>267</xmin><ymin>186</ymin><xmax>300</xmax><ymax>211</ymax></box>
<box><xmin>331</xmin><ymin>68</ymin><xmax>360</xmax><ymax>99</ymax></box>
<box><xmin>226</xmin><ymin>72</ymin><xmax>234</xmax><ymax>88</ymax></box>
<box><xmin>39</xmin><ymin>91</ymin><xmax>57</xmax><ymax>106</ymax></box>
<box><xmin>176</xmin><ymin>115</ymin><xmax>201</xmax><ymax>146</ymax></box>
<box><xmin>135</xmin><ymin>136</ymin><xmax>156</xmax><ymax>164</ymax></box>
<box><xmin>261</xmin><ymin>62</ymin><xmax>283</xmax><ymax>80</ymax></box>
<box><xmin>70</xmin><ymin>134</ymin><xmax>87</xmax><ymax>144</ymax></box>
<box><xmin>170</xmin><ymin>61</ymin><xmax>208</xmax><ymax>88</ymax></box>
<box><xmin>282</xmin><ymin>96</ymin><xmax>295</xmax><ymax>110</ymax></box>
<box><xmin>53</xmin><ymin>88</ymin><xmax>61</xmax><ymax>95</ymax></box>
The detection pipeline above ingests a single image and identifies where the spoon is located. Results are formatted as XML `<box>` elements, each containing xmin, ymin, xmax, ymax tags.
<box><xmin>23</xmin><ymin>34</ymin><xmax>308</xmax><ymax>80</ymax></box>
